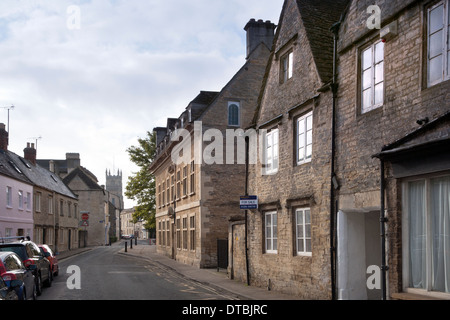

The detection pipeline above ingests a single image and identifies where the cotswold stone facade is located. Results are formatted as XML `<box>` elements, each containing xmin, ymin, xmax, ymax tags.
<box><xmin>335</xmin><ymin>0</ymin><xmax>450</xmax><ymax>299</ymax></box>
<box><xmin>150</xmin><ymin>19</ymin><xmax>275</xmax><ymax>268</ymax></box>
<box><xmin>237</xmin><ymin>0</ymin><xmax>348</xmax><ymax>299</ymax></box>
<box><xmin>232</xmin><ymin>0</ymin><xmax>450</xmax><ymax>300</ymax></box>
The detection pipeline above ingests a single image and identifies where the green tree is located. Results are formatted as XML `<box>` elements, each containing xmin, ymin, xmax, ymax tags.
<box><xmin>125</xmin><ymin>131</ymin><xmax>156</xmax><ymax>230</ymax></box>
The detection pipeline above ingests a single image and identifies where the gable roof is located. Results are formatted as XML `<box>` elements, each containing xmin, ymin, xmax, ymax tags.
<box><xmin>0</xmin><ymin>150</ymin><xmax>33</xmax><ymax>185</ymax></box>
<box><xmin>63</xmin><ymin>166</ymin><xmax>104</xmax><ymax>191</ymax></box>
<box><xmin>6</xmin><ymin>151</ymin><xmax>77</xmax><ymax>199</ymax></box>
<box><xmin>250</xmin><ymin>0</ymin><xmax>349</xmax><ymax>127</ymax></box>
<box><xmin>296</xmin><ymin>0</ymin><xmax>350</xmax><ymax>83</ymax></box>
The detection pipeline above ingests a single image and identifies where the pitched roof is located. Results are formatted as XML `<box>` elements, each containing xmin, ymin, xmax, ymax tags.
<box><xmin>296</xmin><ymin>0</ymin><xmax>350</xmax><ymax>83</ymax></box>
<box><xmin>63</xmin><ymin>166</ymin><xmax>104</xmax><ymax>191</ymax></box>
<box><xmin>6</xmin><ymin>151</ymin><xmax>77</xmax><ymax>199</ymax></box>
<box><xmin>0</xmin><ymin>150</ymin><xmax>33</xmax><ymax>185</ymax></box>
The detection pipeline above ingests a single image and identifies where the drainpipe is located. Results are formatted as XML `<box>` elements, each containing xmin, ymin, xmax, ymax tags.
<box><xmin>244</xmin><ymin>136</ymin><xmax>250</xmax><ymax>286</ymax></box>
<box><xmin>379</xmin><ymin>159</ymin><xmax>387</xmax><ymax>300</ymax></box>
<box><xmin>329</xmin><ymin>20</ymin><xmax>341</xmax><ymax>301</ymax></box>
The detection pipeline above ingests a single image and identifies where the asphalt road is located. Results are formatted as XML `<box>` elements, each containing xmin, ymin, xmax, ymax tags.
<box><xmin>39</xmin><ymin>241</ymin><xmax>239</xmax><ymax>300</ymax></box>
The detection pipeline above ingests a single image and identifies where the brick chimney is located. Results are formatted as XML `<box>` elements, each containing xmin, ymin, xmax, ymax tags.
<box><xmin>244</xmin><ymin>19</ymin><xmax>276</xmax><ymax>59</ymax></box>
<box><xmin>24</xmin><ymin>142</ymin><xmax>37</xmax><ymax>165</ymax></box>
<box><xmin>0</xmin><ymin>123</ymin><xmax>8</xmax><ymax>151</ymax></box>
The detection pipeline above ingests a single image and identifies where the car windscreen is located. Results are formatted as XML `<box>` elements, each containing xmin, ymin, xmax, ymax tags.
<box><xmin>0</xmin><ymin>246</ymin><xmax>27</xmax><ymax>260</ymax></box>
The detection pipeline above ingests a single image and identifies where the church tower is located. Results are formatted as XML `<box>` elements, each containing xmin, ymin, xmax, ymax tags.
<box><xmin>105</xmin><ymin>169</ymin><xmax>124</xmax><ymax>210</ymax></box>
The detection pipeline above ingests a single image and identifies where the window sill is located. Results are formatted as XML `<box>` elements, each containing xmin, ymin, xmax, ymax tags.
<box><xmin>391</xmin><ymin>292</ymin><xmax>448</xmax><ymax>300</ymax></box>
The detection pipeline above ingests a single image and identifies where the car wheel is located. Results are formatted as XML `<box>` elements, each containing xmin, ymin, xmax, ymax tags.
<box><xmin>44</xmin><ymin>269</ymin><xmax>52</xmax><ymax>287</ymax></box>
<box><xmin>31</xmin><ymin>283</ymin><xmax>37</xmax><ymax>300</ymax></box>
<box><xmin>36</xmin><ymin>274</ymin><xmax>42</xmax><ymax>296</ymax></box>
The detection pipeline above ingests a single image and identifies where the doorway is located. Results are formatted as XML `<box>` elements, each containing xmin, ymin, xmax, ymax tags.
<box><xmin>337</xmin><ymin>210</ymin><xmax>382</xmax><ymax>300</ymax></box>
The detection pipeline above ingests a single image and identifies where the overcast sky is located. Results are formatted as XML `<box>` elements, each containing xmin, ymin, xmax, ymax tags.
<box><xmin>0</xmin><ymin>0</ymin><xmax>283</xmax><ymax>208</ymax></box>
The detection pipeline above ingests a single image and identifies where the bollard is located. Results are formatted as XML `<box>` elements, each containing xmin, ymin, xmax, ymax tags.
<box><xmin>125</xmin><ymin>241</ymin><xmax>127</xmax><ymax>252</ymax></box>
<box><xmin>130</xmin><ymin>238</ymin><xmax>133</xmax><ymax>249</ymax></box>
<box><xmin>135</xmin><ymin>237</ymin><xmax>137</xmax><ymax>246</ymax></box>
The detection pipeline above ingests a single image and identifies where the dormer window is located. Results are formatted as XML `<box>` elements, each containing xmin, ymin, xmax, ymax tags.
<box><xmin>280</xmin><ymin>50</ymin><xmax>293</xmax><ymax>83</ymax></box>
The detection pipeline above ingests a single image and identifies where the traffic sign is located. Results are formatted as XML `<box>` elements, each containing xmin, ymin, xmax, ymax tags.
<box><xmin>81</xmin><ymin>213</ymin><xmax>89</xmax><ymax>221</ymax></box>
<box><xmin>240</xmin><ymin>195</ymin><xmax>258</xmax><ymax>209</ymax></box>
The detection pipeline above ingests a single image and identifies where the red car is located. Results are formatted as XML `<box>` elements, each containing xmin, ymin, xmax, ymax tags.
<box><xmin>38</xmin><ymin>245</ymin><xmax>59</xmax><ymax>278</ymax></box>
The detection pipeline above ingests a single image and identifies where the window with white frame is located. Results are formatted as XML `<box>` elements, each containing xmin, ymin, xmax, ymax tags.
<box><xmin>26</xmin><ymin>192</ymin><xmax>31</xmax><ymax>211</ymax></box>
<box><xmin>264</xmin><ymin>128</ymin><xmax>279</xmax><ymax>175</ymax></box>
<box><xmin>35</xmin><ymin>192</ymin><xmax>41</xmax><ymax>212</ymax></box>
<box><xmin>228</xmin><ymin>101</ymin><xmax>240</xmax><ymax>126</ymax></box>
<box><xmin>295</xmin><ymin>208</ymin><xmax>312</xmax><ymax>255</ymax></box>
<box><xmin>281</xmin><ymin>50</ymin><xmax>293</xmax><ymax>83</ymax></box>
<box><xmin>403</xmin><ymin>174</ymin><xmax>450</xmax><ymax>294</ymax></box>
<box><xmin>427</xmin><ymin>0</ymin><xmax>450</xmax><ymax>86</ymax></box>
<box><xmin>297</xmin><ymin>111</ymin><xmax>313</xmax><ymax>165</ymax></box>
<box><xmin>18</xmin><ymin>190</ymin><xmax>23</xmax><ymax>210</ymax></box>
<box><xmin>361</xmin><ymin>40</ymin><xmax>384</xmax><ymax>113</ymax></box>
<box><xmin>265</xmin><ymin>211</ymin><xmax>278</xmax><ymax>254</ymax></box>
<box><xmin>189</xmin><ymin>215</ymin><xmax>195</xmax><ymax>251</ymax></box>
<box><xmin>6</xmin><ymin>186</ymin><xmax>12</xmax><ymax>208</ymax></box>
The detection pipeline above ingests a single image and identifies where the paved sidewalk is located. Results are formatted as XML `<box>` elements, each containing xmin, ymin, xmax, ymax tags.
<box><xmin>118</xmin><ymin>242</ymin><xmax>302</xmax><ymax>300</ymax></box>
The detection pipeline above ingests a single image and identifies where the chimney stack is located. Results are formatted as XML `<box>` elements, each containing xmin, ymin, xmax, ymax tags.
<box><xmin>24</xmin><ymin>142</ymin><xmax>37</xmax><ymax>165</ymax></box>
<box><xmin>244</xmin><ymin>19</ymin><xmax>276</xmax><ymax>59</ymax></box>
<box><xmin>66</xmin><ymin>153</ymin><xmax>80</xmax><ymax>172</ymax></box>
<box><xmin>0</xmin><ymin>123</ymin><xmax>8</xmax><ymax>151</ymax></box>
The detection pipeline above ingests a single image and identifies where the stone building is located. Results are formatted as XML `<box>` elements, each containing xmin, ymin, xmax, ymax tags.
<box><xmin>334</xmin><ymin>0</ymin><xmax>450</xmax><ymax>300</ymax></box>
<box><xmin>238</xmin><ymin>0</ymin><xmax>348</xmax><ymax>299</ymax></box>
<box><xmin>39</xmin><ymin>154</ymin><xmax>122</xmax><ymax>247</ymax></box>
<box><xmin>150</xmin><ymin>18</ymin><xmax>276</xmax><ymax>268</ymax></box>
<box><xmin>234</xmin><ymin>0</ymin><xmax>450</xmax><ymax>300</ymax></box>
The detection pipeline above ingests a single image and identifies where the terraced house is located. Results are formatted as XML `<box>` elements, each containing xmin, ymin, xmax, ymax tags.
<box><xmin>231</xmin><ymin>0</ymin><xmax>449</xmax><ymax>300</ymax></box>
<box><xmin>150</xmin><ymin>18</ymin><xmax>276</xmax><ymax>268</ymax></box>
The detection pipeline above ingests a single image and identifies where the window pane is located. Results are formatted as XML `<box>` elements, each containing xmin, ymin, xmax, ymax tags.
<box><xmin>429</xmin><ymin>30</ymin><xmax>443</xmax><ymax>58</ymax></box>
<box><xmin>288</xmin><ymin>52</ymin><xmax>293</xmax><ymax>79</ymax></box>
<box><xmin>297</xmin><ymin>224</ymin><xmax>303</xmax><ymax>237</ymax></box>
<box><xmin>362</xmin><ymin>47</ymin><xmax>372</xmax><ymax>70</ymax></box>
<box><xmin>430</xmin><ymin>176</ymin><xmax>450</xmax><ymax>293</ymax></box>
<box><xmin>362</xmin><ymin>69</ymin><xmax>372</xmax><ymax>90</ymax></box>
<box><xmin>306</xmin><ymin>239</ymin><xmax>312</xmax><ymax>252</ymax></box>
<box><xmin>298</xmin><ymin>118</ymin><xmax>305</xmax><ymax>133</ymax></box>
<box><xmin>306</xmin><ymin>130</ymin><xmax>312</xmax><ymax>146</ymax></box>
<box><xmin>306</xmin><ymin>145</ymin><xmax>312</xmax><ymax>159</ymax></box>
<box><xmin>408</xmin><ymin>180</ymin><xmax>427</xmax><ymax>289</ymax></box>
<box><xmin>305</xmin><ymin>224</ymin><xmax>311</xmax><ymax>238</ymax></box>
<box><xmin>305</xmin><ymin>209</ymin><xmax>310</xmax><ymax>223</ymax></box>
<box><xmin>375</xmin><ymin>62</ymin><xmax>384</xmax><ymax>84</ymax></box>
<box><xmin>429</xmin><ymin>55</ymin><xmax>443</xmax><ymax>84</ymax></box>
<box><xmin>298</xmin><ymin>239</ymin><xmax>304</xmax><ymax>252</ymax></box>
<box><xmin>374</xmin><ymin>82</ymin><xmax>384</xmax><ymax>105</ymax></box>
<box><xmin>375</xmin><ymin>41</ymin><xmax>384</xmax><ymax>63</ymax></box>
<box><xmin>306</xmin><ymin>115</ymin><xmax>313</xmax><ymax>131</ymax></box>
<box><xmin>298</xmin><ymin>147</ymin><xmax>304</xmax><ymax>161</ymax></box>
<box><xmin>298</xmin><ymin>133</ymin><xmax>305</xmax><ymax>147</ymax></box>
<box><xmin>429</xmin><ymin>4</ymin><xmax>444</xmax><ymax>35</ymax></box>
<box><xmin>362</xmin><ymin>89</ymin><xmax>372</xmax><ymax>112</ymax></box>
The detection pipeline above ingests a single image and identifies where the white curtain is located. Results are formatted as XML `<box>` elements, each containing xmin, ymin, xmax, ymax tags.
<box><xmin>408</xmin><ymin>180</ymin><xmax>427</xmax><ymax>289</ymax></box>
<box><xmin>431</xmin><ymin>176</ymin><xmax>450</xmax><ymax>293</ymax></box>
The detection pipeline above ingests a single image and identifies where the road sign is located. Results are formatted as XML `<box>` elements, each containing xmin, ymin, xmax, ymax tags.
<box><xmin>80</xmin><ymin>220</ymin><xmax>89</xmax><ymax>227</ymax></box>
<box><xmin>240</xmin><ymin>195</ymin><xmax>258</xmax><ymax>209</ymax></box>
<box><xmin>81</xmin><ymin>213</ymin><xmax>89</xmax><ymax>221</ymax></box>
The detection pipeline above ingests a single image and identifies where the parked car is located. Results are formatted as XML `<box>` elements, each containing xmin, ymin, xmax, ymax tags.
<box><xmin>38</xmin><ymin>244</ymin><xmax>58</xmax><ymax>277</ymax></box>
<box><xmin>121</xmin><ymin>235</ymin><xmax>130</xmax><ymax>239</ymax></box>
<box><xmin>0</xmin><ymin>239</ymin><xmax>51</xmax><ymax>296</ymax></box>
<box><xmin>0</xmin><ymin>276</ymin><xmax>19</xmax><ymax>300</ymax></box>
<box><xmin>0</xmin><ymin>252</ymin><xmax>36</xmax><ymax>300</ymax></box>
